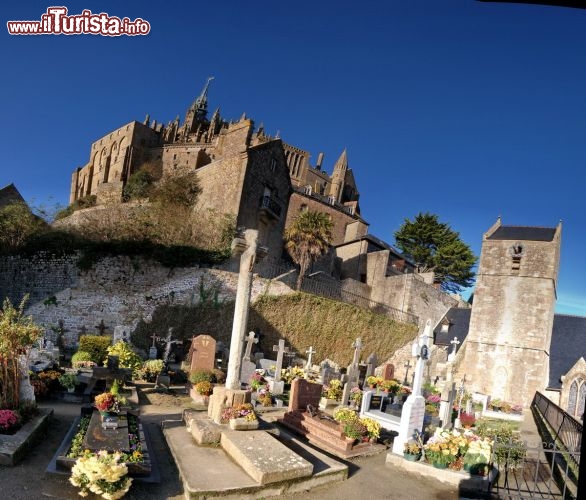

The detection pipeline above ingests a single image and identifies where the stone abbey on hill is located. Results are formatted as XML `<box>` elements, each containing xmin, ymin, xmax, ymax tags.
<box><xmin>68</xmin><ymin>78</ymin><xmax>373</xmax><ymax>263</ymax></box>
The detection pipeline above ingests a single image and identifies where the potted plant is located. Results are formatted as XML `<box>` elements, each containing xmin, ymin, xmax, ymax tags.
<box><xmin>58</xmin><ymin>372</ymin><xmax>78</xmax><ymax>393</ymax></box>
<box><xmin>379</xmin><ymin>379</ymin><xmax>400</xmax><ymax>395</ymax></box>
<box><xmin>403</xmin><ymin>441</ymin><xmax>422</xmax><ymax>461</ymax></box>
<box><xmin>221</xmin><ymin>403</ymin><xmax>259</xmax><ymax>430</ymax></box>
<box><xmin>349</xmin><ymin>387</ymin><xmax>363</xmax><ymax>409</ymax></box>
<box><xmin>343</xmin><ymin>419</ymin><xmax>366</xmax><ymax>443</ymax></box>
<box><xmin>360</xmin><ymin>417</ymin><xmax>381</xmax><ymax>442</ymax></box>
<box><xmin>195</xmin><ymin>380</ymin><xmax>213</xmax><ymax>397</ymax></box>
<box><xmin>365</xmin><ymin>375</ymin><xmax>382</xmax><ymax>389</ymax></box>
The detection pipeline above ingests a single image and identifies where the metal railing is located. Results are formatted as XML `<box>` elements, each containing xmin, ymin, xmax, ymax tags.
<box><xmin>533</xmin><ymin>392</ymin><xmax>582</xmax><ymax>468</ymax></box>
<box><xmin>255</xmin><ymin>261</ymin><xmax>419</xmax><ymax>325</ymax></box>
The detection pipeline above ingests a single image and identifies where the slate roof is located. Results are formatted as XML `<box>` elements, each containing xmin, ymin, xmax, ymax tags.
<box><xmin>548</xmin><ymin>314</ymin><xmax>586</xmax><ymax>390</ymax></box>
<box><xmin>433</xmin><ymin>308</ymin><xmax>472</xmax><ymax>352</ymax></box>
<box><xmin>487</xmin><ymin>226</ymin><xmax>556</xmax><ymax>242</ymax></box>
<box><xmin>0</xmin><ymin>183</ymin><xmax>25</xmax><ymax>209</ymax></box>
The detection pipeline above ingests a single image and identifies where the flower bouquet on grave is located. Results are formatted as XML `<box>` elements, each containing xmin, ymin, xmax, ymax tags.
<box><xmin>333</xmin><ymin>407</ymin><xmax>358</xmax><ymax>425</ymax></box>
<box><xmin>249</xmin><ymin>371</ymin><xmax>268</xmax><ymax>391</ymax></box>
<box><xmin>349</xmin><ymin>387</ymin><xmax>363</xmax><ymax>408</ymax></box>
<box><xmin>365</xmin><ymin>375</ymin><xmax>383</xmax><ymax>389</ymax></box>
<box><xmin>70</xmin><ymin>450</ymin><xmax>132</xmax><ymax>500</ymax></box>
<box><xmin>322</xmin><ymin>379</ymin><xmax>343</xmax><ymax>400</ymax></box>
<box><xmin>379</xmin><ymin>379</ymin><xmax>400</xmax><ymax>395</ymax></box>
<box><xmin>360</xmin><ymin>417</ymin><xmax>381</xmax><ymax>441</ymax></box>
<box><xmin>94</xmin><ymin>392</ymin><xmax>121</xmax><ymax>417</ymax></box>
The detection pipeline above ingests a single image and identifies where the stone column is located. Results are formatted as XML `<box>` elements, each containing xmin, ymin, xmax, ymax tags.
<box><xmin>225</xmin><ymin>229</ymin><xmax>258</xmax><ymax>391</ymax></box>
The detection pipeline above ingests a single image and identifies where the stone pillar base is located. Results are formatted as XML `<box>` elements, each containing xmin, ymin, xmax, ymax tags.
<box><xmin>208</xmin><ymin>386</ymin><xmax>251</xmax><ymax>424</ymax></box>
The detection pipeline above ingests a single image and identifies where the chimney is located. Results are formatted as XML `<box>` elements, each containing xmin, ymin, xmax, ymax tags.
<box><xmin>316</xmin><ymin>152</ymin><xmax>324</xmax><ymax>170</ymax></box>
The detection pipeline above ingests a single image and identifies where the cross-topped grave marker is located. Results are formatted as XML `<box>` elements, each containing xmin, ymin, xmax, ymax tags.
<box><xmin>351</xmin><ymin>337</ymin><xmax>363</xmax><ymax>366</ymax></box>
<box><xmin>243</xmin><ymin>331</ymin><xmax>258</xmax><ymax>361</ymax></box>
<box><xmin>305</xmin><ymin>346</ymin><xmax>316</xmax><ymax>370</ymax></box>
<box><xmin>448</xmin><ymin>336</ymin><xmax>460</xmax><ymax>362</ymax></box>
<box><xmin>403</xmin><ymin>359</ymin><xmax>412</xmax><ymax>386</ymax></box>
<box><xmin>95</xmin><ymin>320</ymin><xmax>107</xmax><ymax>336</ymax></box>
<box><xmin>272</xmin><ymin>339</ymin><xmax>290</xmax><ymax>383</ymax></box>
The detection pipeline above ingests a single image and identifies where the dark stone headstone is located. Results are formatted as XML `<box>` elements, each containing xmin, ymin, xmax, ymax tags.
<box><xmin>189</xmin><ymin>335</ymin><xmax>216</xmax><ymax>372</ymax></box>
<box><xmin>369</xmin><ymin>394</ymin><xmax>384</xmax><ymax>411</ymax></box>
<box><xmin>288</xmin><ymin>378</ymin><xmax>323</xmax><ymax>412</ymax></box>
<box><xmin>83</xmin><ymin>412</ymin><xmax>130</xmax><ymax>452</ymax></box>
<box><xmin>107</xmin><ymin>355</ymin><xmax>119</xmax><ymax>371</ymax></box>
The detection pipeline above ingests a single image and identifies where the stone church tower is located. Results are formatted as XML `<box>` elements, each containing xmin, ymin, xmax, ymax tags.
<box><xmin>460</xmin><ymin>218</ymin><xmax>562</xmax><ymax>407</ymax></box>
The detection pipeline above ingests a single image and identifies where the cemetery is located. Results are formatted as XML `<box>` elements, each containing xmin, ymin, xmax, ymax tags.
<box><xmin>0</xmin><ymin>231</ymin><xmax>538</xmax><ymax>499</ymax></box>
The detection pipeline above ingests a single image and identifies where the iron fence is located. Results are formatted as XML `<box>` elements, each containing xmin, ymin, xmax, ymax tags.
<box><xmin>254</xmin><ymin>261</ymin><xmax>419</xmax><ymax>326</ymax></box>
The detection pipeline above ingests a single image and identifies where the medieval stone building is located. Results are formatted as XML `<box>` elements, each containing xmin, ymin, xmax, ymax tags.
<box><xmin>68</xmin><ymin>79</ymin><xmax>375</xmax><ymax>265</ymax></box>
<box><xmin>434</xmin><ymin>218</ymin><xmax>585</xmax><ymax>415</ymax></box>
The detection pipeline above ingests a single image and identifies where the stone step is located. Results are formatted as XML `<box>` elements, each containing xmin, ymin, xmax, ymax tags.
<box><xmin>220</xmin><ymin>429</ymin><xmax>313</xmax><ymax>485</ymax></box>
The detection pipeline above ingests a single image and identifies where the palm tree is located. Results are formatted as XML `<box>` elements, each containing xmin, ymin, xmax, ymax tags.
<box><xmin>284</xmin><ymin>211</ymin><xmax>333</xmax><ymax>290</ymax></box>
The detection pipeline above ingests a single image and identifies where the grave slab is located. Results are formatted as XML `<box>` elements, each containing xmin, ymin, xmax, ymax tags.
<box><xmin>220</xmin><ymin>430</ymin><xmax>313</xmax><ymax>485</ymax></box>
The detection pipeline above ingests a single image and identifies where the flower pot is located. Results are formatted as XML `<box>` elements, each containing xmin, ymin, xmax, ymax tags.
<box><xmin>432</xmin><ymin>461</ymin><xmax>448</xmax><ymax>469</ymax></box>
<box><xmin>67</xmin><ymin>387</ymin><xmax>75</xmax><ymax>393</ymax></box>
<box><xmin>403</xmin><ymin>453</ymin><xmax>421</xmax><ymax>462</ymax></box>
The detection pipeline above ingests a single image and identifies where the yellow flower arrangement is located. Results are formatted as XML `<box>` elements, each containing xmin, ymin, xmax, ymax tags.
<box><xmin>359</xmin><ymin>417</ymin><xmax>381</xmax><ymax>439</ymax></box>
<box><xmin>69</xmin><ymin>450</ymin><xmax>132</xmax><ymax>499</ymax></box>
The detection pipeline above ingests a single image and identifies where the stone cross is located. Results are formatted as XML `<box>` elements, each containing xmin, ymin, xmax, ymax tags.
<box><xmin>412</xmin><ymin>319</ymin><xmax>432</xmax><ymax>397</ymax></box>
<box><xmin>162</xmin><ymin>327</ymin><xmax>182</xmax><ymax>366</ymax></box>
<box><xmin>95</xmin><ymin>320</ymin><xmax>107</xmax><ymax>336</ymax></box>
<box><xmin>351</xmin><ymin>337</ymin><xmax>363</xmax><ymax>366</ymax></box>
<box><xmin>448</xmin><ymin>336</ymin><xmax>460</xmax><ymax>362</ymax></box>
<box><xmin>272</xmin><ymin>339</ymin><xmax>289</xmax><ymax>383</ymax></box>
<box><xmin>243</xmin><ymin>331</ymin><xmax>258</xmax><ymax>361</ymax></box>
<box><xmin>403</xmin><ymin>360</ymin><xmax>412</xmax><ymax>385</ymax></box>
<box><xmin>225</xmin><ymin>229</ymin><xmax>262</xmax><ymax>391</ymax></box>
<box><xmin>305</xmin><ymin>346</ymin><xmax>316</xmax><ymax>370</ymax></box>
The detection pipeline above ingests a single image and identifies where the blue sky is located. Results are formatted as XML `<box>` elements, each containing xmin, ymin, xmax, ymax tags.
<box><xmin>2</xmin><ymin>1</ymin><xmax>585</xmax><ymax>315</ymax></box>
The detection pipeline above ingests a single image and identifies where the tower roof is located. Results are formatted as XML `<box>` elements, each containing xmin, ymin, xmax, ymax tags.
<box><xmin>333</xmin><ymin>148</ymin><xmax>348</xmax><ymax>171</ymax></box>
<box><xmin>487</xmin><ymin>225</ymin><xmax>556</xmax><ymax>241</ymax></box>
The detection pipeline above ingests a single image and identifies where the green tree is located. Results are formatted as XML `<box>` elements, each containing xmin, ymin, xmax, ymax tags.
<box><xmin>394</xmin><ymin>212</ymin><xmax>476</xmax><ymax>293</ymax></box>
<box><xmin>0</xmin><ymin>202</ymin><xmax>46</xmax><ymax>252</ymax></box>
<box><xmin>284</xmin><ymin>211</ymin><xmax>333</xmax><ymax>290</ymax></box>
<box><xmin>122</xmin><ymin>166</ymin><xmax>157</xmax><ymax>201</ymax></box>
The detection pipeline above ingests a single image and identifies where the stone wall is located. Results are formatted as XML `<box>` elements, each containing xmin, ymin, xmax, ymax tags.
<box><xmin>0</xmin><ymin>253</ymin><xmax>79</xmax><ymax>307</ymax></box>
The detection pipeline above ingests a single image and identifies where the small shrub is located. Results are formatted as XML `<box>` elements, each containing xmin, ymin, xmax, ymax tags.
<box><xmin>138</xmin><ymin>359</ymin><xmax>165</xmax><ymax>382</ymax></box>
<box><xmin>189</xmin><ymin>369</ymin><xmax>215</xmax><ymax>385</ymax></box>
<box><xmin>58</xmin><ymin>372</ymin><xmax>78</xmax><ymax>390</ymax></box>
<box><xmin>78</xmin><ymin>335</ymin><xmax>112</xmax><ymax>365</ymax></box>
<box><xmin>105</xmin><ymin>341</ymin><xmax>143</xmax><ymax>374</ymax></box>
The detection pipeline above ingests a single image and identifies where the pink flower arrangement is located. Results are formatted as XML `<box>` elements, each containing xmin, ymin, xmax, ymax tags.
<box><xmin>426</xmin><ymin>394</ymin><xmax>441</xmax><ymax>404</ymax></box>
<box><xmin>0</xmin><ymin>409</ymin><xmax>21</xmax><ymax>433</ymax></box>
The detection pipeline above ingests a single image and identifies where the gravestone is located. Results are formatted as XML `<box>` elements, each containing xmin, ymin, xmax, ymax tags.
<box><xmin>288</xmin><ymin>378</ymin><xmax>323</xmax><ymax>412</ymax></box>
<box><xmin>381</xmin><ymin>363</ymin><xmax>395</xmax><ymax>380</ymax></box>
<box><xmin>259</xmin><ymin>358</ymin><xmax>275</xmax><ymax>374</ymax></box>
<box><xmin>240</xmin><ymin>332</ymin><xmax>259</xmax><ymax>384</ymax></box>
<box><xmin>369</xmin><ymin>393</ymin><xmax>384</xmax><ymax>412</ymax></box>
<box><xmin>365</xmin><ymin>353</ymin><xmax>378</xmax><ymax>379</ymax></box>
<box><xmin>18</xmin><ymin>355</ymin><xmax>35</xmax><ymax>405</ymax></box>
<box><xmin>253</xmin><ymin>352</ymin><xmax>264</xmax><ymax>366</ymax></box>
<box><xmin>189</xmin><ymin>335</ymin><xmax>216</xmax><ymax>372</ymax></box>
<box><xmin>113</xmin><ymin>326</ymin><xmax>131</xmax><ymax>344</ymax></box>
<box><xmin>270</xmin><ymin>339</ymin><xmax>289</xmax><ymax>395</ymax></box>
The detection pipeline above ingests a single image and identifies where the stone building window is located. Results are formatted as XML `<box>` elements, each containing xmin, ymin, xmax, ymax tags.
<box><xmin>510</xmin><ymin>243</ymin><xmax>524</xmax><ymax>272</ymax></box>
<box><xmin>567</xmin><ymin>377</ymin><xmax>585</xmax><ymax>418</ymax></box>
<box><xmin>270</xmin><ymin>158</ymin><xmax>277</xmax><ymax>172</ymax></box>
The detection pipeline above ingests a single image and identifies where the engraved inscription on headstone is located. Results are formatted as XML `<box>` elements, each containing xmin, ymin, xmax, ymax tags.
<box><xmin>190</xmin><ymin>335</ymin><xmax>216</xmax><ymax>372</ymax></box>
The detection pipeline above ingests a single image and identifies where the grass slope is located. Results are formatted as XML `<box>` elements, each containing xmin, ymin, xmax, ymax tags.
<box><xmin>132</xmin><ymin>292</ymin><xmax>417</xmax><ymax>366</ymax></box>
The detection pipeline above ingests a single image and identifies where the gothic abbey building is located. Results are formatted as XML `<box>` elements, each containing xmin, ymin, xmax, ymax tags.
<box><xmin>68</xmin><ymin>80</ymin><xmax>417</xmax><ymax>285</ymax></box>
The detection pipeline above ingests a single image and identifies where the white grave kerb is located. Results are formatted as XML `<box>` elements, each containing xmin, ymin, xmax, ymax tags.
<box><xmin>391</xmin><ymin>318</ymin><xmax>431</xmax><ymax>456</ymax></box>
